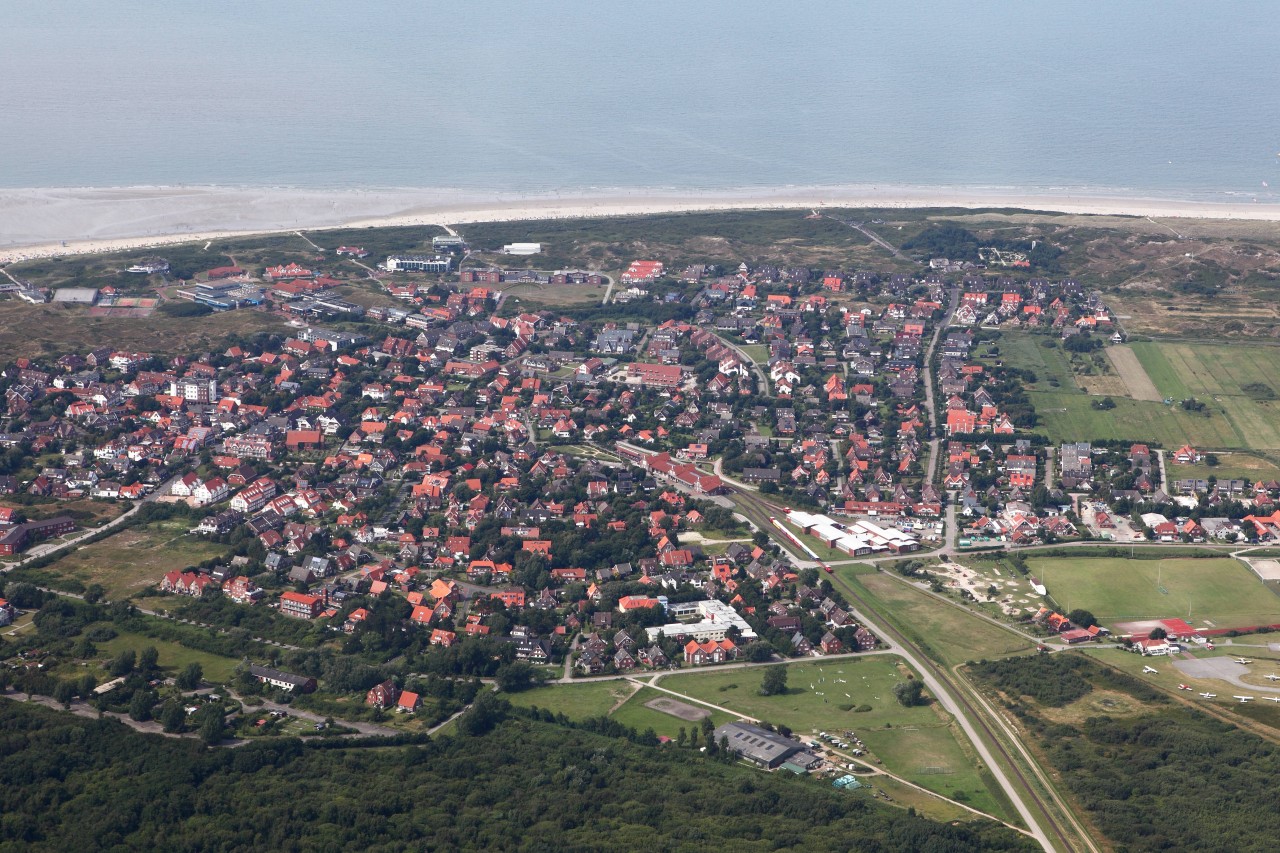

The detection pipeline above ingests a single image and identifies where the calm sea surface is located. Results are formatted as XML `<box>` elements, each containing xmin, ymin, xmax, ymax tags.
<box><xmin>2</xmin><ymin>0</ymin><xmax>1278</xmax><ymax>200</ymax></box>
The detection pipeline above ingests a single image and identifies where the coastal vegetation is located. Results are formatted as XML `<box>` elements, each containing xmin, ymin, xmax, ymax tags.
<box><xmin>972</xmin><ymin>654</ymin><xmax>1280</xmax><ymax>852</ymax></box>
<box><xmin>0</xmin><ymin>700</ymin><xmax>1032</xmax><ymax>851</ymax></box>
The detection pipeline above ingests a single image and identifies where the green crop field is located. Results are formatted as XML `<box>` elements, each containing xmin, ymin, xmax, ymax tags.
<box><xmin>654</xmin><ymin>657</ymin><xmax>1009</xmax><ymax>817</ymax></box>
<box><xmin>1131</xmin><ymin>342</ymin><xmax>1280</xmax><ymax>450</ymax></box>
<box><xmin>41</xmin><ymin>520</ymin><xmax>227</xmax><ymax>601</ymax></box>
<box><xmin>1027</xmin><ymin>391</ymin><xmax>1243</xmax><ymax>447</ymax></box>
<box><xmin>1027</xmin><ymin>556</ymin><xmax>1280</xmax><ymax>630</ymax></box>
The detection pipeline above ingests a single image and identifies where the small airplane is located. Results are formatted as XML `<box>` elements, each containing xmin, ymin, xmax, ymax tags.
<box><xmin>1234</xmin><ymin>658</ymin><xmax>1253</xmax><ymax>665</ymax></box>
<box><xmin>1265</xmin><ymin>697</ymin><xmax>1280</xmax><ymax>704</ymax></box>
<box><xmin>1264</xmin><ymin>674</ymin><xmax>1280</xmax><ymax>682</ymax></box>
<box><xmin>1177</xmin><ymin>684</ymin><xmax>1192</xmax><ymax>691</ymax></box>
<box><xmin>1143</xmin><ymin>666</ymin><xmax>1159</xmax><ymax>674</ymax></box>
<box><xmin>1200</xmin><ymin>692</ymin><xmax>1217</xmax><ymax>699</ymax></box>
<box><xmin>1233</xmin><ymin>695</ymin><xmax>1254</xmax><ymax>703</ymax></box>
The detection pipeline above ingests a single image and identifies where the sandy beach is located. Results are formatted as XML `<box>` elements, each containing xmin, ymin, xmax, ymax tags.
<box><xmin>2</xmin><ymin>184</ymin><xmax>1280</xmax><ymax>265</ymax></box>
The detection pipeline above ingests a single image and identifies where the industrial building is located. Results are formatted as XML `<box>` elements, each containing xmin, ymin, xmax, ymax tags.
<box><xmin>714</xmin><ymin>723</ymin><xmax>815</xmax><ymax>769</ymax></box>
<box><xmin>786</xmin><ymin>510</ymin><xmax>920</xmax><ymax>555</ymax></box>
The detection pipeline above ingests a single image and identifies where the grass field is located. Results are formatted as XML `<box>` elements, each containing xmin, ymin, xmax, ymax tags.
<box><xmin>845</xmin><ymin>571</ymin><xmax>1035</xmax><ymax>667</ymax></box>
<box><xmin>654</xmin><ymin>657</ymin><xmax>1008</xmax><ymax>816</ymax></box>
<box><xmin>1132</xmin><ymin>341</ymin><xmax>1280</xmax><ymax>450</ymax></box>
<box><xmin>608</xmin><ymin>686</ymin><xmax>734</xmax><ymax>738</ymax></box>
<box><xmin>97</xmin><ymin>629</ymin><xmax>240</xmax><ymax>682</ymax></box>
<box><xmin>990</xmin><ymin>333</ymin><xmax>1077</xmax><ymax>392</ymax></box>
<box><xmin>503</xmin><ymin>680</ymin><xmax>637</xmax><ymax>720</ymax></box>
<box><xmin>1028</xmin><ymin>556</ymin><xmax>1280</xmax><ymax>630</ymax></box>
<box><xmin>42</xmin><ymin>520</ymin><xmax>226</xmax><ymax>600</ymax></box>
<box><xmin>1173</xmin><ymin>451</ymin><xmax>1280</xmax><ymax>483</ymax></box>
<box><xmin>739</xmin><ymin>344</ymin><xmax>770</xmax><ymax>364</ymax></box>
<box><xmin>1027</xmin><ymin>390</ymin><xmax>1243</xmax><ymax>447</ymax></box>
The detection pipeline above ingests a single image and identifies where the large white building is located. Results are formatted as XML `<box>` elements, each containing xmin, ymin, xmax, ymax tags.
<box><xmin>787</xmin><ymin>510</ymin><xmax>919</xmax><ymax>555</ymax></box>
<box><xmin>501</xmin><ymin>242</ymin><xmax>541</xmax><ymax>255</ymax></box>
<box><xmin>645</xmin><ymin>599</ymin><xmax>758</xmax><ymax>643</ymax></box>
<box><xmin>385</xmin><ymin>254</ymin><xmax>453</xmax><ymax>273</ymax></box>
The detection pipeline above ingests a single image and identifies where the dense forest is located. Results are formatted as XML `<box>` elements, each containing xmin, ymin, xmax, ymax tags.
<box><xmin>0</xmin><ymin>701</ymin><xmax>1031</xmax><ymax>852</ymax></box>
<box><xmin>973</xmin><ymin>654</ymin><xmax>1280</xmax><ymax>852</ymax></box>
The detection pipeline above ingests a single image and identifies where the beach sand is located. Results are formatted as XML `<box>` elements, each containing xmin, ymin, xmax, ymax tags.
<box><xmin>2</xmin><ymin>184</ymin><xmax>1280</xmax><ymax>264</ymax></box>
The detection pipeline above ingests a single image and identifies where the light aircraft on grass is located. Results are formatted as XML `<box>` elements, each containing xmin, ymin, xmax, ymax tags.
<box><xmin>1264</xmin><ymin>674</ymin><xmax>1280</xmax><ymax>682</ymax></box>
<box><xmin>1177</xmin><ymin>684</ymin><xmax>1192</xmax><ymax>691</ymax></box>
<box><xmin>1234</xmin><ymin>658</ymin><xmax>1253</xmax><ymax>665</ymax></box>
<box><xmin>1200</xmin><ymin>692</ymin><xmax>1216</xmax><ymax>699</ymax></box>
<box><xmin>1143</xmin><ymin>666</ymin><xmax>1159</xmax><ymax>674</ymax></box>
<box><xmin>1265</xmin><ymin>697</ymin><xmax>1280</xmax><ymax>704</ymax></box>
<box><xmin>1234</xmin><ymin>695</ymin><xmax>1254</xmax><ymax>703</ymax></box>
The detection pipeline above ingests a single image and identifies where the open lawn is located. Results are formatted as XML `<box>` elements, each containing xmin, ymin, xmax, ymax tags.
<box><xmin>1027</xmin><ymin>390</ymin><xmax>1243</xmax><ymax>447</ymax></box>
<box><xmin>654</xmin><ymin>657</ymin><xmax>1008</xmax><ymax>817</ymax></box>
<box><xmin>1132</xmin><ymin>341</ymin><xmax>1280</xmax><ymax>450</ymax></box>
<box><xmin>495</xmin><ymin>280</ymin><xmax>603</xmax><ymax>308</ymax></box>
<box><xmin>846</xmin><ymin>571</ymin><xmax>1035</xmax><ymax>667</ymax></box>
<box><xmin>990</xmin><ymin>333</ymin><xmax>1076</xmax><ymax>392</ymax></box>
<box><xmin>739</xmin><ymin>344</ymin><xmax>770</xmax><ymax>364</ymax></box>
<box><xmin>96</xmin><ymin>629</ymin><xmax>240</xmax><ymax>682</ymax></box>
<box><xmin>41</xmin><ymin>520</ymin><xmax>226</xmax><ymax>601</ymax></box>
<box><xmin>1028</xmin><ymin>556</ymin><xmax>1280</xmax><ymax>631</ymax></box>
<box><xmin>609</xmin><ymin>686</ymin><xmax>733</xmax><ymax>739</ymax></box>
<box><xmin>1173</xmin><ymin>451</ymin><xmax>1280</xmax><ymax>483</ymax></box>
<box><xmin>503</xmin><ymin>680</ymin><xmax>637</xmax><ymax>721</ymax></box>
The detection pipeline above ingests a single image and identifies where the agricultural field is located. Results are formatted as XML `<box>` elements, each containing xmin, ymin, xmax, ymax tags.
<box><xmin>655</xmin><ymin>657</ymin><xmax>1009</xmax><ymax>817</ymax></box>
<box><xmin>39</xmin><ymin>520</ymin><xmax>227</xmax><ymax>601</ymax></box>
<box><xmin>1027</xmin><ymin>556</ymin><xmax>1280</xmax><ymax>631</ymax></box>
<box><xmin>1130</xmin><ymin>341</ymin><xmax>1280</xmax><ymax>450</ymax></box>
<box><xmin>847</xmin><ymin>571</ymin><xmax>1035</xmax><ymax>667</ymax></box>
<box><xmin>1027</xmin><ymin>390</ymin><xmax>1242</xmax><ymax>447</ymax></box>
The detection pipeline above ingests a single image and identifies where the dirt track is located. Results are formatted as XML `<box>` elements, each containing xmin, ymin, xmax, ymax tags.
<box><xmin>1106</xmin><ymin>345</ymin><xmax>1163</xmax><ymax>401</ymax></box>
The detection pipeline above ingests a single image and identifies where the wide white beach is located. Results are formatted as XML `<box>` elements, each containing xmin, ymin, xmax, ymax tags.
<box><xmin>2</xmin><ymin>184</ymin><xmax>1280</xmax><ymax>264</ymax></box>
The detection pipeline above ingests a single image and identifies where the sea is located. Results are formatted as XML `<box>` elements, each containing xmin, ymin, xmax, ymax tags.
<box><xmin>2</xmin><ymin>0</ymin><xmax>1278</xmax><ymax>202</ymax></box>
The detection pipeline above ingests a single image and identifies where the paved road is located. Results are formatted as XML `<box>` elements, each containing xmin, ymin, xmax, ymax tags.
<box><xmin>713</xmin><ymin>332</ymin><xmax>770</xmax><ymax>395</ymax></box>
<box><xmin>232</xmin><ymin>692</ymin><xmax>400</xmax><ymax>738</ymax></box>
<box><xmin>922</xmin><ymin>286</ymin><xmax>960</xmax><ymax>486</ymax></box>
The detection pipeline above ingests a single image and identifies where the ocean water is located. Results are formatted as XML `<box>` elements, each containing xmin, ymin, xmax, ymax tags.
<box><xmin>2</xmin><ymin>0</ymin><xmax>1278</xmax><ymax>201</ymax></box>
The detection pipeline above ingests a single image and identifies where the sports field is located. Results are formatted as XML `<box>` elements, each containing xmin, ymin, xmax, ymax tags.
<box><xmin>1027</xmin><ymin>556</ymin><xmax>1280</xmax><ymax>630</ymax></box>
<box><xmin>656</xmin><ymin>657</ymin><xmax>1008</xmax><ymax>816</ymax></box>
<box><xmin>1132</xmin><ymin>342</ymin><xmax>1280</xmax><ymax>449</ymax></box>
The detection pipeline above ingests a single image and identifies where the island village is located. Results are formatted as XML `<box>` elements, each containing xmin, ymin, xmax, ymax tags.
<box><xmin>3</xmin><ymin>223</ymin><xmax>1279</xmax><ymax>794</ymax></box>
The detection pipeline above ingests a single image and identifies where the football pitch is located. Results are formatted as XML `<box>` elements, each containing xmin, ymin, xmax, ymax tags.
<box><xmin>1027</xmin><ymin>556</ymin><xmax>1280</xmax><ymax>630</ymax></box>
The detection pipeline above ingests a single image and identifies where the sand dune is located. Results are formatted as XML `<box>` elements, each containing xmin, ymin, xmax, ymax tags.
<box><xmin>2</xmin><ymin>184</ymin><xmax>1280</xmax><ymax>264</ymax></box>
